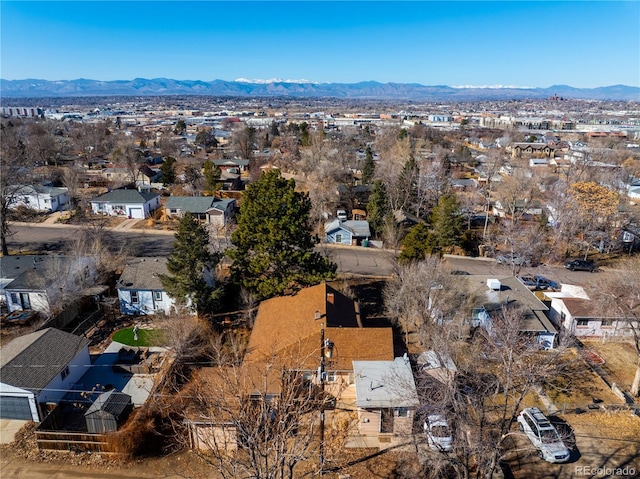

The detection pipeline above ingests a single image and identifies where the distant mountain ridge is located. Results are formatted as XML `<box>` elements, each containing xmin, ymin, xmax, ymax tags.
<box><xmin>1</xmin><ymin>78</ymin><xmax>638</xmax><ymax>101</ymax></box>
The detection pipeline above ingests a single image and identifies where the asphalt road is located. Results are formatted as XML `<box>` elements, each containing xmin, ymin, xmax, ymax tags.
<box><xmin>8</xmin><ymin>224</ymin><xmax>604</xmax><ymax>285</ymax></box>
<box><xmin>9</xmin><ymin>224</ymin><xmax>176</xmax><ymax>256</ymax></box>
<box><xmin>8</xmin><ymin>224</ymin><xmax>397</xmax><ymax>277</ymax></box>
<box><xmin>442</xmin><ymin>255</ymin><xmax>603</xmax><ymax>290</ymax></box>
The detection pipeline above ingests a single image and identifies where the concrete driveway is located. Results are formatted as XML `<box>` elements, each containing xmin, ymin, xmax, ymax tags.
<box><xmin>0</xmin><ymin>419</ymin><xmax>29</xmax><ymax>444</ymax></box>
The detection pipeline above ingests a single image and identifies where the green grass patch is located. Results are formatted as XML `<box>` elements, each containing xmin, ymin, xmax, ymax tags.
<box><xmin>112</xmin><ymin>327</ymin><xmax>166</xmax><ymax>347</ymax></box>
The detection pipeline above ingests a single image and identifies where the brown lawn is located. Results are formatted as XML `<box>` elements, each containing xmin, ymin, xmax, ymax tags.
<box><xmin>582</xmin><ymin>339</ymin><xmax>637</xmax><ymax>392</ymax></box>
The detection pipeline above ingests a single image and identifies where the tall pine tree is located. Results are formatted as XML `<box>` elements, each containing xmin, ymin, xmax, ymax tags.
<box><xmin>228</xmin><ymin>170</ymin><xmax>336</xmax><ymax>300</ymax></box>
<box><xmin>367</xmin><ymin>180</ymin><xmax>391</xmax><ymax>239</ymax></box>
<box><xmin>159</xmin><ymin>213</ymin><xmax>222</xmax><ymax>317</ymax></box>
<box><xmin>431</xmin><ymin>193</ymin><xmax>465</xmax><ymax>251</ymax></box>
<box><xmin>362</xmin><ymin>146</ymin><xmax>375</xmax><ymax>185</ymax></box>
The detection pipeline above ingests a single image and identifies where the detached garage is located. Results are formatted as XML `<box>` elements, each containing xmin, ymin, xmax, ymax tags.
<box><xmin>0</xmin><ymin>328</ymin><xmax>90</xmax><ymax>422</ymax></box>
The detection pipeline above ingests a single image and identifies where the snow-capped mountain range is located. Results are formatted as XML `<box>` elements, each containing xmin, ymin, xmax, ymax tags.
<box><xmin>0</xmin><ymin>78</ymin><xmax>638</xmax><ymax>101</ymax></box>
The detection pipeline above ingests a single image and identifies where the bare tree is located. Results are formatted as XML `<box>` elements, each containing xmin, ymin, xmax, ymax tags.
<box><xmin>384</xmin><ymin>258</ymin><xmax>481</xmax><ymax>348</ymax></box>
<box><xmin>385</xmin><ymin>260</ymin><xmax>575</xmax><ymax>478</ymax></box>
<box><xmin>180</xmin><ymin>345</ymin><xmax>343</xmax><ymax>479</ymax></box>
<box><xmin>594</xmin><ymin>257</ymin><xmax>640</xmax><ymax>396</ymax></box>
<box><xmin>0</xmin><ymin>120</ymin><xmax>33</xmax><ymax>255</ymax></box>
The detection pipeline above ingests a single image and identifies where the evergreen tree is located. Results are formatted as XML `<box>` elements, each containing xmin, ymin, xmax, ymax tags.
<box><xmin>299</xmin><ymin>122</ymin><xmax>311</xmax><ymax>147</ymax></box>
<box><xmin>195</xmin><ymin>127</ymin><xmax>219</xmax><ymax>149</ymax></box>
<box><xmin>269</xmin><ymin>121</ymin><xmax>280</xmax><ymax>138</ymax></box>
<box><xmin>159</xmin><ymin>213</ymin><xmax>222</xmax><ymax>317</ymax></box>
<box><xmin>362</xmin><ymin>146</ymin><xmax>375</xmax><ymax>185</ymax></box>
<box><xmin>228</xmin><ymin>170</ymin><xmax>336</xmax><ymax>300</ymax></box>
<box><xmin>430</xmin><ymin>193</ymin><xmax>465</xmax><ymax>251</ymax></box>
<box><xmin>203</xmin><ymin>161</ymin><xmax>222</xmax><ymax>195</ymax></box>
<box><xmin>174</xmin><ymin>119</ymin><xmax>186</xmax><ymax>135</ymax></box>
<box><xmin>399</xmin><ymin>223</ymin><xmax>440</xmax><ymax>263</ymax></box>
<box><xmin>160</xmin><ymin>156</ymin><xmax>176</xmax><ymax>186</ymax></box>
<box><xmin>367</xmin><ymin>180</ymin><xmax>391</xmax><ymax>239</ymax></box>
<box><xmin>395</xmin><ymin>157</ymin><xmax>419</xmax><ymax>215</ymax></box>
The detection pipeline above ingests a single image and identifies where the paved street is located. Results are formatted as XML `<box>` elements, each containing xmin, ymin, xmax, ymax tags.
<box><xmin>8</xmin><ymin>223</ymin><xmax>610</xmax><ymax>285</ymax></box>
<box><xmin>8</xmin><ymin>223</ymin><xmax>397</xmax><ymax>276</ymax></box>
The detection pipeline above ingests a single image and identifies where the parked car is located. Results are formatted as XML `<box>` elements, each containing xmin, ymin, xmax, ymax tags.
<box><xmin>496</xmin><ymin>253</ymin><xmax>529</xmax><ymax>266</ymax></box>
<box><xmin>424</xmin><ymin>414</ymin><xmax>453</xmax><ymax>452</ymax></box>
<box><xmin>517</xmin><ymin>275</ymin><xmax>560</xmax><ymax>291</ymax></box>
<box><xmin>517</xmin><ymin>407</ymin><xmax>570</xmax><ymax>463</ymax></box>
<box><xmin>336</xmin><ymin>209</ymin><xmax>347</xmax><ymax>221</ymax></box>
<box><xmin>564</xmin><ymin>258</ymin><xmax>597</xmax><ymax>272</ymax></box>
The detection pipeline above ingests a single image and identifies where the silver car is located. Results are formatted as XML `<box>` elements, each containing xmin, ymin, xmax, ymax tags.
<box><xmin>517</xmin><ymin>407</ymin><xmax>570</xmax><ymax>463</ymax></box>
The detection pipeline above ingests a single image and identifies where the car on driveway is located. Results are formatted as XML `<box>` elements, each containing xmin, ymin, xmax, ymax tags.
<box><xmin>517</xmin><ymin>407</ymin><xmax>570</xmax><ymax>463</ymax></box>
<box><xmin>424</xmin><ymin>414</ymin><xmax>453</xmax><ymax>452</ymax></box>
<box><xmin>517</xmin><ymin>275</ymin><xmax>560</xmax><ymax>290</ymax></box>
<box><xmin>496</xmin><ymin>253</ymin><xmax>529</xmax><ymax>266</ymax></box>
<box><xmin>564</xmin><ymin>258</ymin><xmax>597</xmax><ymax>272</ymax></box>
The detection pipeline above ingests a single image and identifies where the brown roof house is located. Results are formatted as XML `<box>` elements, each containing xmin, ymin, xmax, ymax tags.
<box><xmin>185</xmin><ymin>282</ymin><xmax>413</xmax><ymax>456</ymax></box>
<box><xmin>545</xmin><ymin>285</ymin><xmax>638</xmax><ymax>339</ymax></box>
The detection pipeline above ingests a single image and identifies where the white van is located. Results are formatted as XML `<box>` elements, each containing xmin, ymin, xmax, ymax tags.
<box><xmin>336</xmin><ymin>209</ymin><xmax>347</xmax><ymax>221</ymax></box>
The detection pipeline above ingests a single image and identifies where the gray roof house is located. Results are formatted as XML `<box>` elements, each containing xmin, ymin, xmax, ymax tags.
<box><xmin>165</xmin><ymin>196</ymin><xmax>236</xmax><ymax>226</ymax></box>
<box><xmin>211</xmin><ymin>158</ymin><xmax>249</xmax><ymax>172</ymax></box>
<box><xmin>117</xmin><ymin>257</ymin><xmax>175</xmax><ymax>316</ymax></box>
<box><xmin>350</xmin><ymin>357</ymin><xmax>419</xmax><ymax>448</ymax></box>
<box><xmin>325</xmin><ymin>219</ymin><xmax>371</xmax><ymax>246</ymax></box>
<box><xmin>90</xmin><ymin>189</ymin><xmax>161</xmax><ymax>219</ymax></box>
<box><xmin>468</xmin><ymin>276</ymin><xmax>558</xmax><ymax>349</ymax></box>
<box><xmin>8</xmin><ymin>185</ymin><xmax>70</xmax><ymax>212</ymax></box>
<box><xmin>0</xmin><ymin>328</ymin><xmax>91</xmax><ymax>421</ymax></box>
<box><xmin>1</xmin><ymin>255</ymin><xmax>98</xmax><ymax>315</ymax></box>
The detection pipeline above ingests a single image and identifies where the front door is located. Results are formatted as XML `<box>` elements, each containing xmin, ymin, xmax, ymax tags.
<box><xmin>19</xmin><ymin>293</ymin><xmax>31</xmax><ymax>310</ymax></box>
<box><xmin>380</xmin><ymin>408</ymin><xmax>394</xmax><ymax>433</ymax></box>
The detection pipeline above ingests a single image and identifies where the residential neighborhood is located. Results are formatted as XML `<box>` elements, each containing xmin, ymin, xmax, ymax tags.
<box><xmin>1</xmin><ymin>93</ymin><xmax>640</xmax><ymax>479</ymax></box>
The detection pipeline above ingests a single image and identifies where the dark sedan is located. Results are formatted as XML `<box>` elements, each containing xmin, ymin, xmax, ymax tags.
<box><xmin>564</xmin><ymin>258</ymin><xmax>597</xmax><ymax>272</ymax></box>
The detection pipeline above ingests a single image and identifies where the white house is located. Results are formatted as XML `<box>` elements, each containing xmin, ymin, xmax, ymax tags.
<box><xmin>1</xmin><ymin>255</ymin><xmax>97</xmax><ymax>315</ymax></box>
<box><xmin>117</xmin><ymin>257</ymin><xmax>175</xmax><ymax>316</ymax></box>
<box><xmin>9</xmin><ymin>185</ymin><xmax>69</xmax><ymax>212</ymax></box>
<box><xmin>0</xmin><ymin>328</ymin><xmax>91</xmax><ymax>421</ymax></box>
<box><xmin>545</xmin><ymin>286</ymin><xmax>638</xmax><ymax>339</ymax></box>
<box><xmin>90</xmin><ymin>188</ymin><xmax>161</xmax><ymax>219</ymax></box>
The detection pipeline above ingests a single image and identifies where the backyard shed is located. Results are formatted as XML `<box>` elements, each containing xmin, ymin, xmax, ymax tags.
<box><xmin>84</xmin><ymin>390</ymin><xmax>133</xmax><ymax>433</ymax></box>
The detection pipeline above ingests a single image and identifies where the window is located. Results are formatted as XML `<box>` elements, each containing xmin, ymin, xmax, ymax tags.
<box><xmin>131</xmin><ymin>291</ymin><xmax>139</xmax><ymax>304</ymax></box>
<box><xmin>577</xmin><ymin>319</ymin><xmax>589</xmax><ymax>327</ymax></box>
<box><xmin>325</xmin><ymin>371</ymin><xmax>337</xmax><ymax>383</ymax></box>
<box><xmin>154</xmin><ymin>291</ymin><xmax>162</xmax><ymax>301</ymax></box>
<box><xmin>601</xmin><ymin>320</ymin><xmax>613</xmax><ymax>327</ymax></box>
<box><xmin>60</xmin><ymin>366</ymin><xmax>70</xmax><ymax>380</ymax></box>
<box><xmin>396</xmin><ymin>408</ymin><xmax>410</xmax><ymax>418</ymax></box>
<box><xmin>10</xmin><ymin>292</ymin><xmax>18</xmax><ymax>304</ymax></box>
<box><xmin>335</xmin><ymin>234</ymin><xmax>343</xmax><ymax>243</ymax></box>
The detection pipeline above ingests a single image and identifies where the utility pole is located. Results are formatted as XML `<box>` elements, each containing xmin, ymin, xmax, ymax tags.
<box><xmin>319</xmin><ymin>322</ymin><xmax>325</xmax><ymax>476</ymax></box>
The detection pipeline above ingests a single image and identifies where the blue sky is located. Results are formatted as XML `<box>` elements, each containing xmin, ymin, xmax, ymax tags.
<box><xmin>1</xmin><ymin>1</ymin><xmax>638</xmax><ymax>88</ymax></box>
